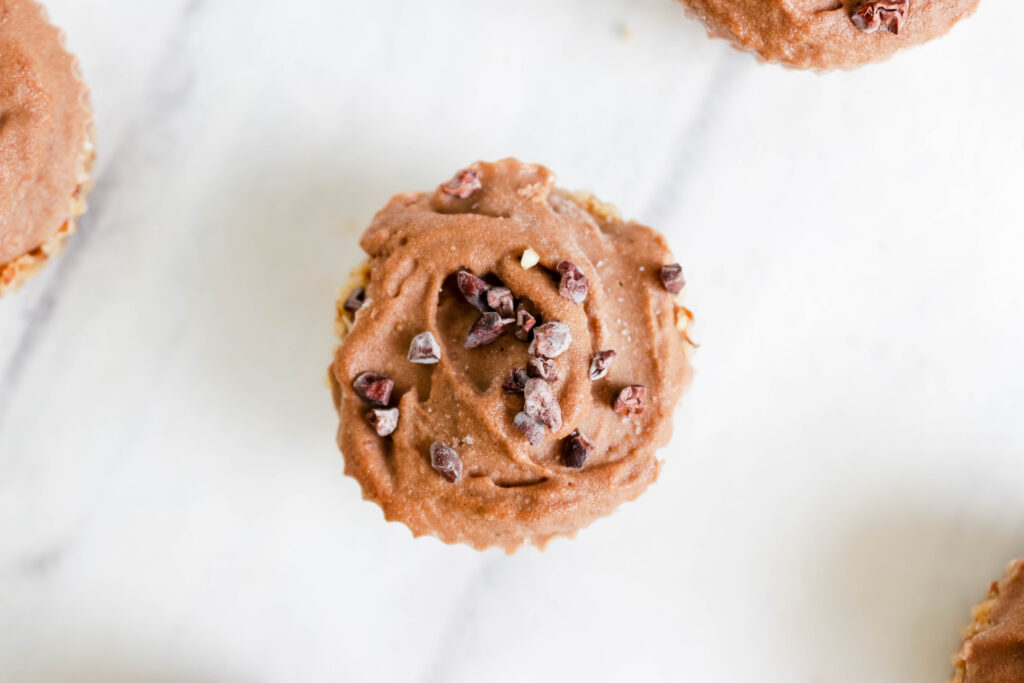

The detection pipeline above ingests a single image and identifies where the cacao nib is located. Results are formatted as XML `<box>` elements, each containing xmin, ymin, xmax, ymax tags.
<box><xmin>343</xmin><ymin>287</ymin><xmax>365</xmax><ymax>314</ymax></box>
<box><xmin>660</xmin><ymin>264</ymin><xmax>686</xmax><ymax>295</ymax></box>
<box><xmin>465</xmin><ymin>312</ymin><xmax>514</xmax><ymax>348</ymax></box>
<box><xmin>529</xmin><ymin>321</ymin><xmax>572</xmax><ymax>359</ymax></box>
<box><xmin>589</xmin><ymin>350</ymin><xmax>617</xmax><ymax>380</ymax></box>
<box><xmin>486</xmin><ymin>286</ymin><xmax>516</xmax><ymax>318</ymax></box>
<box><xmin>851</xmin><ymin>0</ymin><xmax>909</xmax><ymax>34</ymax></box>
<box><xmin>366</xmin><ymin>407</ymin><xmax>399</xmax><ymax>437</ymax></box>
<box><xmin>429</xmin><ymin>442</ymin><xmax>463</xmax><ymax>483</ymax></box>
<box><xmin>441</xmin><ymin>169</ymin><xmax>482</xmax><ymax>199</ymax></box>
<box><xmin>456</xmin><ymin>271</ymin><xmax>491</xmax><ymax>312</ymax></box>
<box><xmin>502</xmin><ymin>368</ymin><xmax>529</xmax><ymax>394</ymax></box>
<box><xmin>527</xmin><ymin>357</ymin><xmax>559</xmax><ymax>383</ymax></box>
<box><xmin>514</xmin><ymin>306</ymin><xmax>537</xmax><ymax>342</ymax></box>
<box><xmin>513</xmin><ymin>412</ymin><xmax>546</xmax><ymax>446</ymax></box>
<box><xmin>408</xmin><ymin>331</ymin><xmax>442</xmax><ymax>364</ymax></box>
<box><xmin>353</xmin><ymin>372</ymin><xmax>394</xmax><ymax>407</ymax></box>
<box><xmin>562</xmin><ymin>430</ymin><xmax>595</xmax><ymax>469</ymax></box>
<box><xmin>523</xmin><ymin>378</ymin><xmax>562</xmax><ymax>431</ymax></box>
<box><xmin>613</xmin><ymin>385</ymin><xmax>646</xmax><ymax>415</ymax></box>
<box><xmin>556</xmin><ymin>261</ymin><xmax>588</xmax><ymax>304</ymax></box>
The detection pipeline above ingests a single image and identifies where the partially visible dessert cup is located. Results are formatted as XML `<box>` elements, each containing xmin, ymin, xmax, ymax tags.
<box><xmin>674</xmin><ymin>0</ymin><xmax>981</xmax><ymax>70</ymax></box>
<box><xmin>0</xmin><ymin>0</ymin><xmax>95</xmax><ymax>296</ymax></box>
<box><xmin>950</xmin><ymin>559</ymin><xmax>1024</xmax><ymax>683</ymax></box>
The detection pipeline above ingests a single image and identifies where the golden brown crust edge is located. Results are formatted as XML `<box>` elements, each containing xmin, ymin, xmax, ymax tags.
<box><xmin>949</xmin><ymin>559</ymin><xmax>1024</xmax><ymax>683</ymax></box>
<box><xmin>0</xmin><ymin>1</ymin><xmax>96</xmax><ymax>297</ymax></box>
<box><xmin>0</xmin><ymin>126</ymin><xmax>95</xmax><ymax>297</ymax></box>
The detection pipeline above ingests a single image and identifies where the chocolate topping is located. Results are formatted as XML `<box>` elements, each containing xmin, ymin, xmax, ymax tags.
<box><xmin>660</xmin><ymin>264</ymin><xmax>686</xmax><ymax>295</ymax></box>
<box><xmin>407</xmin><ymin>331</ymin><xmax>442</xmax><ymax>364</ymax></box>
<box><xmin>563</xmin><ymin>430</ymin><xmax>595</xmax><ymax>469</ymax></box>
<box><xmin>0</xmin><ymin>0</ymin><xmax>93</xmax><ymax>268</ymax></box>
<box><xmin>514</xmin><ymin>307</ymin><xmax>537</xmax><ymax>342</ymax></box>
<box><xmin>352</xmin><ymin>372</ymin><xmax>394</xmax><ymax>407</ymax></box>
<box><xmin>502</xmin><ymin>368</ymin><xmax>529</xmax><ymax>394</ymax></box>
<box><xmin>852</xmin><ymin>0</ymin><xmax>909</xmax><ymax>34</ymax></box>
<box><xmin>465</xmin><ymin>312</ymin><xmax>514</xmax><ymax>348</ymax></box>
<box><xmin>589</xmin><ymin>350</ymin><xmax>617</xmax><ymax>381</ymax></box>
<box><xmin>523</xmin><ymin>378</ymin><xmax>562</xmax><ymax>431</ymax></box>
<box><xmin>429</xmin><ymin>443</ymin><xmax>463</xmax><ymax>483</ymax></box>
<box><xmin>613</xmin><ymin>385</ymin><xmax>647</xmax><ymax>415</ymax></box>
<box><xmin>486</xmin><ymin>286</ymin><xmax>516</xmax><ymax>317</ymax></box>
<box><xmin>343</xmin><ymin>287</ymin><xmax>366</xmax><ymax>313</ymax></box>
<box><xmin>556</xmin><ymin>261</ymin><xmax>589</xmax><ymax>304</ymax></box>
<box><xmin>441</xmin><ymin>169</ymin><xmax>482</xmax><ymax>199</ymax></box>
<box><xmin>529</xmin><ymin>321</ymin><xmax>572</xmax><ymax>359</ymax></box>
<box><xmin>366</xmin><ymin>408</ymin><xmax>399</xmax><ymax>437</ymax></box>
<box><xmin>513</xmin><ymin>412</ymin><xmax>546</xmax><ymax>446</ymax></box>
<box><xmin>527</xmin><ymin>357</ymin><xmax>559</xmax><ymax>383</ymax></box>
<box><xmin>456</xmin><ymin>271</ymin><xmax>491</xmax><ymax>312</ymax></box>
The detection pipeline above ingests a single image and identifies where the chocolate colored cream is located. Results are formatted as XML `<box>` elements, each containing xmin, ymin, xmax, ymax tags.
<box><xmin>952</xmin><ymin>560</ymin><xmax>1024</xmax><ymax>683</ymax></box>
<box><xmin>330</xmin><ymin>159</ymin><xmax>694</xmax><ymax>551</ymax></box>
<box><xmin>677</xmin><ymin>0</ymin><xmax>980</xmax><ymax>70</ymax></box>
<box><xmin>0</xmin><ymin>0</ymin><xmax>92</xmax><ymax>268</ymax></box>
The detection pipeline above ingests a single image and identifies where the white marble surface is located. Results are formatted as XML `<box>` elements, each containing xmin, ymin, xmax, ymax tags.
<box><xmin>1</xmin><ymin>1</ymin><xmax>1023</xmax><ymax>681</ymax></box>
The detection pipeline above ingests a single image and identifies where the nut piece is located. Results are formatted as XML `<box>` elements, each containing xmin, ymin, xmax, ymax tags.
<box><xmin>429</xmin><ymin>442</ymin><xmax>463</xmax><ymax>483</ymax></box>
<box><xmin>613</xmin><ymin>385</ymin><xmax>646</xmax><ymax>415</ymax></box>
<box><xmin>556</xmin><ymin>261</ymin><xmax>589</xmax><ymax>304</ymax></box>
<box><xmin>527</xmin><ymin>357</ymin><xmax>559</xmax><ymax>383</ymax></box>
<box><xmin>441</xmin><ymin>169</ymin><xmax>482</xmax><ymax>199</ymax></box>
<box><xmin>486</xmin><ymin>286</ymin><xmax>516</xmax><ymax>318</ymax></box>
<box><xmin>465</xmin><ymin>312</ymin><xmax>514</xmax><ymax>349</ymax></box>
<box><xmin>660</xmin><ymin>264</ymin><xmax>686</xmax><ymax>295</ymax></box>
<box><xmin>456</xmin><ymin>271</ymin><xmax>491</xmax><ymax>312</ymax></box>
<box><xmin>589</xmin><ymin>350</ymin><xmax>617</xmax><ymax>380</ymax></box>
<box><xmin>514</xmin><ymin>306</ymin><xmax>537</xmax><ymax>342</ymax></box>
<box><xmin>529</xmin><ymin>321</ymin><xmax>572</xmax><ymax>359</ymax></box>
<box><xmin>851</xmin><ymin>0</ymin><xmax>909</xmax><ymax>34</ymax></box>
<box><xmin>563</xmin><ymin>430</ymin><xmax>595</xmax><ymax>469</ymax></box>
<box><xmin>366</xmin><ymin>407</ymin><xmax>399</xmax><ymax>437</ymax></box>
<box><xmin>353</xmin><ymin>372</ymin><xmax>394</xmax><ymax>407</ymax></box>
<box><xmin>343</xmin><ymin>286</ymin><xmax>365</xmax><ymax>314</ymax></box>
<box><xmin>521</xmin><ymin>248</ymin><xmax>540</xmax><ymax>269</ymax></box>
<box><xmin>513</xmin><ymin>412</ymin><xmax>546</xmax><ymax>445</ymax></box>
<box><xmin>408</xmin><ymin>331</ymin><xmax>442</xmax><ymax>364</ymax></box>
<box><xmin>524</xmin><ymin>378</ymin><xmax>562</xmax><ymax>431</ymax></box>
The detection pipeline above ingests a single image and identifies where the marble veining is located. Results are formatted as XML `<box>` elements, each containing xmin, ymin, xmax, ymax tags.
<box><xmin>1</xmin><ymin>1</ymin><xmax>1023</xmax><ymax>682</ymax></box>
